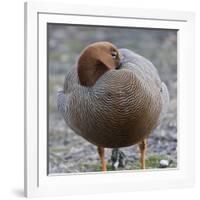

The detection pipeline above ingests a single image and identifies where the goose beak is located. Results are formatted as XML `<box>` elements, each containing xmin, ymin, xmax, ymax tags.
<box><xmin>117</xmin><ymin>54</ymin><xmax>124</xmax><ymax>69</ymax></box>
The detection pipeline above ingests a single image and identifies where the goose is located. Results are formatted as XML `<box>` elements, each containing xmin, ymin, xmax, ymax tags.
<box><xmin>57</xmin><ymin>41</ymin><xmax>169</xmax><ymax>171</ymax></box>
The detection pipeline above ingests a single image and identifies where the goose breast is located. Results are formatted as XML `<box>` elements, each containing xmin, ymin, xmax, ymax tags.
<box><xmin>58</xmin><ymin>49</ymin><xmax>169</xmax><ymax>148</ymax></box>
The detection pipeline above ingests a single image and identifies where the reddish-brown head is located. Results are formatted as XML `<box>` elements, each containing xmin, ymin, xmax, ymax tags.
<box><xmin>77</xmin><ymin>42</ymin><xmax>120</xmax><ymax>86</ymax></box>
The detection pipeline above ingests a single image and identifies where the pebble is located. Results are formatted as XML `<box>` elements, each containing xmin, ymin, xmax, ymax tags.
<box><xmin>113</xmin><ymin>161</ymin><xmax>119</xmax><ymax>169</ymax></box>
<box><xmin>159</xmin><ymin>159</ymin><xmax>169</xmax><ymax>168</ymax></box>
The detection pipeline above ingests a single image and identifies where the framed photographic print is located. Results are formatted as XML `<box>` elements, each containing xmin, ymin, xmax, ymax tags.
<box><xmin>24</xmin><ymin>2</ymin><xmax>195</xmax><ymax>197</ymax></box>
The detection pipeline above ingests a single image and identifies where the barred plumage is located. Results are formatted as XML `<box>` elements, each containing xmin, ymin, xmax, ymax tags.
<box><xmin>57</xmin><ymin>48</ymin><xmax>169</xmax><ymax>148</ymax></box>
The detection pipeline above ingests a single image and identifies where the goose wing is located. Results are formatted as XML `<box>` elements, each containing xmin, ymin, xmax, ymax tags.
<box><xmin>159</xmin><ymin>82</ymin><xmax>170</xmax><ymax>123</ymax></box>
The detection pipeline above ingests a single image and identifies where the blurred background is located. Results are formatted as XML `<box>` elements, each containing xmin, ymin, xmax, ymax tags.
<box><xmin>48</xmin><ymin>24</ymin><xmax>177</xmax><ymax>173</ymax></box>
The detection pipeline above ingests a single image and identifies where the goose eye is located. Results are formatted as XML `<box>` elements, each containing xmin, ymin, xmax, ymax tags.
<box><xmin>111</xmin><ymin>51</ymin><xmax>117</xmax><ymax>59</ymax></box>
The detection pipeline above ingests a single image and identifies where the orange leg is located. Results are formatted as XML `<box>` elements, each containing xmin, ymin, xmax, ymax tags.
<box><xmin>97</xmin><ymin>146</ymin><xmax>107</xmax><ymax>171</ymax></box>
<box><xmin>139</xmin><ymin>139</ymin><xmax>147</xmax><ymax>169</ymax></box>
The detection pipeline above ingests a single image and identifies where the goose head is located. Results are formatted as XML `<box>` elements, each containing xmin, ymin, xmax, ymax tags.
<box><xmin>77</xmin><ymin>42</ymin><xmax>120</xmax><ymax>86</ymax></box>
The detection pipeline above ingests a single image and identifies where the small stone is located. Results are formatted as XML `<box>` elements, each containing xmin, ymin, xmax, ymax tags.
<box><xmin>113</xmin><ymin>161</ymin><xmax>119</xmax><ymax>169</ymax></box>
<box><xmin>63</xmin><ymin>139</ymin><xmax>69</xmax><ymax>145</ymax></box>
<box><xmin>111</xmin><ymin>149</ymin><xmax>126</xmax><ymax>170</ymax></box>
<box><xmin>159</xmin><ymin>159</ymin><xmax>169</xmax><ymax>168</ymax></box>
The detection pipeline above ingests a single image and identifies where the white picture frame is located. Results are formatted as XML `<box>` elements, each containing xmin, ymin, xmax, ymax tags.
<box><xmin>24</xmin><ymin>2</ymin><xmax>195</xmax><ymax>197</ymax></box>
